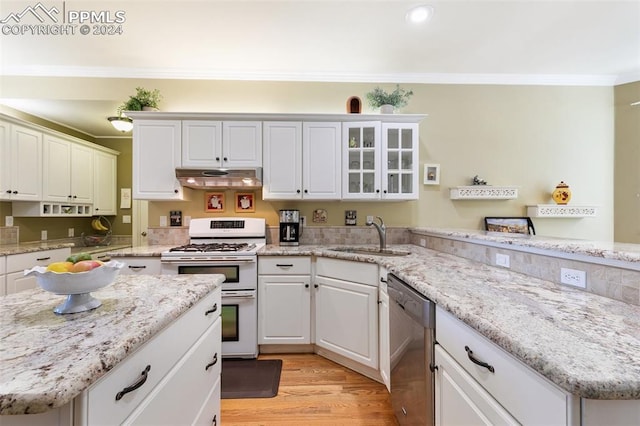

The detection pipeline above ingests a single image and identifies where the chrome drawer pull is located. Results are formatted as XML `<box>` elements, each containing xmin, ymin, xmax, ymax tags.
<box><xmin>465</xmin><ymin>346</ymin><xmax>495</xmax><ymax>373</ymax></box>
<box><xmin>205</xmin><ymin>353</ymin><xmax>218</xmax><ymax>371</ymax></box>
<box><xmin>115</xmin><ymin>365</ymin><xmax>151</xmax><ymax>400</ymax></box>
<box><xmin>205</xmin><ymin>303</ymin><xmax>218</xmax><ymax>316</ymax></box>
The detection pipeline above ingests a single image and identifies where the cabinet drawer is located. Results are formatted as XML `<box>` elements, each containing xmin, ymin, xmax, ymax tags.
<box><xmin>258</xmin><ymin>256</ymin><xmax>311</xmax><ymax>275</ymax></box>
<box><xmin>124</xmin><ymin>317</ymin><xmax>222</xmax><ymax>425</ymax></box>
<box><xmin>119</xmin><ymin>257</ymin><xmax>162</xmax><ymax>275</ymax></box>
<box><xmin>316</xmin><ymin>257</ymin><xmax>377</xmax><ymax>286</ymax></box>
<box><xmin>83</xmin><ymin>288</ymin><xmax>221</xmax><ymax>425</ymax></box>
<box><xmin>436</xmin><ymin>306</ymin><xmax>568</xmax><ymax>425</ymax></box>
<box><xmin>6</xmin><ymin>248</ymin><xmax>70</xmax><ymax>272</ymax></box>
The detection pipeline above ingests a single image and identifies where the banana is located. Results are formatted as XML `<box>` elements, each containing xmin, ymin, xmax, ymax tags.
<box><xmin>91</xmin><ymin>218</ymin><xmax>101</xmax><ymax>231</ymax></box>
<box><xmin>97</xmin><ymin>218</ymin><xmax>109</xmax><ymax>232</ymax></box>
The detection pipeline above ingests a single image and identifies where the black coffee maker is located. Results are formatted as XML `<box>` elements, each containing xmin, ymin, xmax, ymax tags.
<box><xmin>279</xmin><ymin>209</ymin><xmax>300</xmax><ymax>246</ymax></box>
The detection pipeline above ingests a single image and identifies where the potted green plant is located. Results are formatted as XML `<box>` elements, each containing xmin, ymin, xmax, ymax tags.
<box><xmin>118</xmin><ymin>87</ymin><xmax>162</xmax><ymax>114</ymax></box>
<box><xmin>365</xmin><ymin>85</ymin><xmax>414</xmax><ymax>113</ymax></box>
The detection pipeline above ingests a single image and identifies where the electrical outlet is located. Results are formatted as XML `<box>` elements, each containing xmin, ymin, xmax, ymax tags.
<box><xmin>159</xmin><ymin>216</ymin><xmax>167</xmax><ymax>227</ymax></box>
<box><xmin>68</xmin><ymin>228</ymin><xmax>74</xmax><ymax>237</ymax></box>
<box><xmin>496</xmin><ymin>253</ymin><xmax>510</xmax><ymax>268</ymax></box>
<box><xmin>41</xmin><ymin>230</ymin><xmax>47</xmax><ymax>241</ymax></box>
<box><xmin>419</xmin><ymin>238</ymin><xmax>426</xmax><ymax>247</ymax></box>
<box><xmin>561</xmin><ymin>268</ymin><xmax>587</xmax><ymax>288</ymax></box>
<box><xmin>366</xmin><ymin>215</ymin><xmax>374</xmax><ymax>224</ymax></box>
<box><xmin>5</xmin><ymin>216</ymin><xmax>13</xmax><ymax>227</ymax></box>
<box><xmin>122</xmin><ymin>215</ymin><xmax>131</xmax><ymax>224</ymax></box>
<box><xmin>184</xmin><ymin>215</ymin><xmax>192</xmax><ymax>226</ymax></box>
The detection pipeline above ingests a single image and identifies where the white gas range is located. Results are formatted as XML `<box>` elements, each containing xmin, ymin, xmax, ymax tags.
<box><xmin>161</xmin><ymin>217</ymin><xmax>266</xmax><ymax>359</ymax></box>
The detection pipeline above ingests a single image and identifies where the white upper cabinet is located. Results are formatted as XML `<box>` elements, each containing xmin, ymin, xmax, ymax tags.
<box><xmin>181</xmin><ymin>120</ymin><xmax>223</xmax><ymax>168</ymax></box>
<box><xmin>381</xmin><ymin>123</ymin><xmax>419</xmax><ymax>200</ymax></box>
<box><xmin>302</xmin><ymin>122</ymin><xmax>341</xmax><ymax>199</ymax></box>
<box><xmin>42</xmin><ymin>134</ymin><xmax>94</xmax><ymax>204</ymax></box>
<box><xmin>222</xmin><ymin>121</ymin><xmax>262</xmax><ymax>167</ymax></box>
<box><xmin>182</xmin><ymin>120</ymin><xmax>262</xmax><ymax>168</ymax></box>
<box><xmin>133</xmin><ymin>120</ymin><xmax>183</xmax><ymax>200</ymax></box>
<box><xmin>262</xmin><ymin>121</ymin><xmax>341</xmax><ymax>200</ymax></box>
<box><xmin>93</xmin><ymin>150</ymin><xmax>118</xmax><ymax>216</ymax></box>
<box><xmin>342</xmin><ymin>121</ymin><xmax>419</xmax><ymax>200</ymax></box>
<box><xmin>1</xmin><ymin>123</ymin><xmax>42</xmax><ymax>201</ymax></box>
<box><xmin>342</xmin><ymin>121</ymin><xmax>382</xmax><ymax>200</ymax></box>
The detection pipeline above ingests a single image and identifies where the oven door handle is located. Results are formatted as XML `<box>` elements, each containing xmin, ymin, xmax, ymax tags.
<box><xmin>161</xmin><ymin>258</ymin><xmax>256</xmax><ymax>264</ymax></box>
<box><xmin>222</xmin><ymin>291</ymin><xmax>256</xmax><ymax>298</ymax></box>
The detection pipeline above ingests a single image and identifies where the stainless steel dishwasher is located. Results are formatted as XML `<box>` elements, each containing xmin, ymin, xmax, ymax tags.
<box><xmin>387</xmin><ymin>273</ymin><xmax>436</xmax><ymax>426</ymax></box>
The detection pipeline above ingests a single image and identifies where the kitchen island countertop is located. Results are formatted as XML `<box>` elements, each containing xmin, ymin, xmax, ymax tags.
<box><xmin>0</xmin><ymin>274</ymin><xmax>223</xmax><ymax>415</ymax></box>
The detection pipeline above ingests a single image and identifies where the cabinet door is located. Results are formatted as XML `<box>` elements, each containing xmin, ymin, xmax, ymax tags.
<box><xmin>262</xmin><ymin>121</ymin><xmax>302</xmax><ymax>200</ymax></box>
<box><xmin>6</xmin><ymin>271</ymin><xmax>38</xmax><ymax>294</ymax></box>
<box><xmin>182</xmin><ymin>120</ymin><xmax>223</xmax><ymax>168</ymax></box>
<box><xmin>0</xmin><ymin>255</ymin><xmax>6</xmax><ymax>297</ymax></box>
<box><xmin>258</xmin><ymin>275</ymin><xmax>311</xmax><ymax>344</ymax></box>
<box><xmin>379</xmin><ymin>286</ymin><xmax>390</xmax><ymax>392</ymax></box>
<box><xmin>303</xmin><ymin>122</ymin><xmax>341</xmax><ymax>199</ymax></box>
<box><xmin>133</xmin><ymin>120</ymin><xmax>183</xmax><ymax>200</ymax></box>
<box><xmin>70</xmin><ymin>143</ymin><xmax>94</xmax><ymax>204</ymax></box>
<box><xmin>342</xmin><ymin>121</ymin><xmax>381</xmax><ymax>200</ymax></box>
<box><xmin>10</xmin><ymin>124</ymin><xmax>42</xmax><ymax>201</ymax></box>
<box><xmin>222</xmin><ymin>121</ymin><xmax>262</xmax><ymax>167</ymax></box>
<box><xmin>382</xmin><ymin>123</ymin><xmax>418</xmax><ymax>200</ymax></box>
<box><xmin>93</xmin><ymin>150</ymin><xmax>118</xmax><ymax>215</ymax></box>
<box><xmin>435</xmin><ymin>344</ymin><xmax>519</xmax><ymax>426</ymax></box>
<box><xmin>0</xmin><ymin>120</ymin><xmax>10</xmax><ymax>200</ymax></box>
<box><xmin>42</xmin><ymin>134</ymin><xmax>72</xmax><ymax>203</ymax></box>
<box><xmin>315</xmin><ymin>275</ymin><xmax>378</xmax><ymax>368</ymax></box>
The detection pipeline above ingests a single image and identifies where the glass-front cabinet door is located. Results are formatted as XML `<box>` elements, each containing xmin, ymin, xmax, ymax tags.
<box><xmin>382</xmin><ymin>123</ymin><xmax>419</xmax><ymax>200</ymax></box>
<box><xmin>342</xmin><ymin>122</ymin><xmax>381</xmax><ymax>199</ymax></box>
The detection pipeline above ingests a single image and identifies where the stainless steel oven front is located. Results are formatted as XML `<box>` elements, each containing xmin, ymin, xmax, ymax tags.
<box><xmin>161</xmin><ymin>258</ymin><xmax>258</xmax><ymax>358</ymax></box>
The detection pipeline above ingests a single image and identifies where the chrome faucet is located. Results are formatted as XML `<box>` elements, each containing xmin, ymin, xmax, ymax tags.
<box><xmin>366</xmin><ymin>216</ymin><xmax>386</xmax><ymax>251</ymax></box>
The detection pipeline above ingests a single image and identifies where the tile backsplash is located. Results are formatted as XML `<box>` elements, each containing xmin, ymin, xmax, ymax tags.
<box><xmin>0</xmin><ymin>227</ymin><xmax>19</xmax><ymax>245</ymax></box>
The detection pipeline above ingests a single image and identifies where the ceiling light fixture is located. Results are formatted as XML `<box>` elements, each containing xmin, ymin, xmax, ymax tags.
<box><xmin>406</xmin><ymin>4</ymin><xmax>434</xmax><ymax>24</ymax></box>
<box><xmin>108</xmin><ymin>115</ymin><xmax>133</xmax><ymax>132</ymax></box>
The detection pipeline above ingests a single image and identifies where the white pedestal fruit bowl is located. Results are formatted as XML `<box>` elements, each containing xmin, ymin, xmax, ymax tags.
<box><xmin>24</xmin><ymin>260</ymin><xmax>125</xmax><ymax>314</ymax></box>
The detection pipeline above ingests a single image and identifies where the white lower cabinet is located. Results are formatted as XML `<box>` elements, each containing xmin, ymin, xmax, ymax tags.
<box><xmin>435</xmin><ymin>305</ymin><xmax>574</xmax><ymax>426</ymax></box>
<box><xmin>258</xmin><ymin>256</ymin><xmax>312</xmax><ymax>345</ymax></box>
<box><xmin>435</xmin><ymin>344</ymin><xmax>518</xmax><ymax>425</ymax></box>
<box><xmin>76</xmin><ymin>287</ymin><xmax>222</xmax><ymax>426</ymax></box>
<box><xmin>5</xmin><ymin>248</ymin><xmax>70</xmax><ymax>294</ymax></box>
<box><xmin>315</xmin><ymin>258</ymin><xmax>379</xmax><ymax>369</ymax></box>
<box><xmin>0</xmin><ymin>255</ymin><xmax>6</xmax><ymax>296</ymax></box>
<box><xmin>378</xmin><ymin>267</ymin><xmax>390</xmax><ymax>392</ymax></box>
<box><xmin>117</xmin><ymin>257</ymin><xmax>162</xmax><ymax>275</ymax></box>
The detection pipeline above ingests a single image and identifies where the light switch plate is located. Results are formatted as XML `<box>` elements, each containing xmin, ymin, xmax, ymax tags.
<box><xmin>5</xmin><ymin>216</ymin><xmax>13</xmax><ymax>227</ymax></box>
<box><xmin>122</xmin><ymin>215</ymin><xmax>131</xmax><ymax>224</ymax></box>
<box><xmin>159</xmin><ymin>216</ymin><xmax>167</xmax><ymax>227</ymax></box>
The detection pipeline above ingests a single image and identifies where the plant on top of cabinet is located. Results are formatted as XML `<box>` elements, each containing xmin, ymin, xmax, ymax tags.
<box><xmin>366</xmin><ymin>85</ymin><xmax>414</xmax><ymax>113</ymax></box>
<box><xmin>119</xmin><ymin>87</ymin><xmax>162</xmax><ymax>113</ymax></box>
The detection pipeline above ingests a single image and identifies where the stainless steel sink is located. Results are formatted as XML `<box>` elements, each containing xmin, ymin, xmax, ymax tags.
<box><xmin>328</xmin><ymin>247</ymin><xmax>411</xmax><ymax>257</ymax></box>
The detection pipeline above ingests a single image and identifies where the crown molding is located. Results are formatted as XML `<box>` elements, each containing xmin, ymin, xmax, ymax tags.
<box><xmin>1</xmin><ymin>65</ymin><xmax>624</xmax><ymax>87</ymax></box>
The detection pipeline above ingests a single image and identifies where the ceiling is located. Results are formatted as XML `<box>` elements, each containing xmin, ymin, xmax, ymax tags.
<box><xmin>1</xmin><ymin>0</ymin><xmax>639</xmax><ymax>138</ymax></box>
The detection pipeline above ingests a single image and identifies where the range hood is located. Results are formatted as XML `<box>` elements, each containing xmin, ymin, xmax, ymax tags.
<box><xmin>175</xmin><ymin>167</ymin><xmax>263</xmax><ymax>189</ymax></box>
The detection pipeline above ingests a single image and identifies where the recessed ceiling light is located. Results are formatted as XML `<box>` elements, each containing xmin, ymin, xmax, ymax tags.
<box><xmin>406</xmin><ymin>5</ymin><xmax>434</xmax><ymax>24</ymax></box>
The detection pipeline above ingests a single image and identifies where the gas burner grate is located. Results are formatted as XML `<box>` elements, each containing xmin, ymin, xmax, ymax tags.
<box><xmin>169</xmin><ymin>243</ymin><xmax>254</xmax><ymax>253</ymax></box>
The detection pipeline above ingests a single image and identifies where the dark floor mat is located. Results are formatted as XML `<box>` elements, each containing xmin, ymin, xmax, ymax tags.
<box><xmin>221</xmin><ymin>359</ymin><xmax>282</xmax><ymax>399</ymax></box>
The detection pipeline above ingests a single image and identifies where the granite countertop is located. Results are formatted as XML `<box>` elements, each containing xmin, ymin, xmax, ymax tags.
<box><xmin>99</xmin><ymin>242</ymin><xmax>640</xmax><ymax>399</ymax></box>
<box><xmin>261</xmin><ymin>244</ymin><xmax>640</xmax><ymax>400</ymax></box>
<box><xmin>0</xmin><ymin>241</ymin><xmax>75</xmax><ymax>256</ymax></box>
<box><xmin>0</xmin><ymin>274</ymin><xmax>223</xmax><ymax>415</ymax></box>
<box><xmin>412</xmin><ymin>227</ymin><xmax>640</xmax><ymax>265</ymax></box>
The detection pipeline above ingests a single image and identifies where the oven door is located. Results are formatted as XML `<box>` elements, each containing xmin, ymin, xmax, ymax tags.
<box><xmin>221</xmin><ymin>290</ymin><xmax>258</xmax><ymax>359</ymax></box>
<box><xmin>160</xmin><ymin>258</ymin><xmax>257</xmax><ymax>291</ymax></box>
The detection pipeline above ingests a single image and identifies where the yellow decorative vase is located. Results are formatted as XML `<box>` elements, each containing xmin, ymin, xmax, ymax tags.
<box><xmin>552</xmin><ymin>181</ymin><xmax>572</xmax><ymax>205</ymax></box>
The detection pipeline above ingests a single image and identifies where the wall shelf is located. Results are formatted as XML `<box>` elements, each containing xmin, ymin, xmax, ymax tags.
<box><xmin>527</xmin><ymin>204</ymin><xmax>598</xmax><ymax>218</ymax></box>
<box><xmin>12</xmin><ymin>201</ymin><xmax>93</xmax><ymax>217</ymax></box>
<box><xmin>449</xmin><ymin>186</ymin><xmax>518</xmax><ymax>200</ymax></box>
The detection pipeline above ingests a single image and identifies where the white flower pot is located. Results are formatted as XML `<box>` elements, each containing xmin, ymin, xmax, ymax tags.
<box><xmin>380</xmin><ymin>104</ymin><xmax>394</xmax><ymax>114</ymax></box>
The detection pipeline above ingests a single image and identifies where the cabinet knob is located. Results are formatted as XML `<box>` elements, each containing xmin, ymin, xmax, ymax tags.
<box><xmin>5</xmin><ymin>190</ymin><xmax>11</xmax><ymax>194</ymax></box>
<box><xmin>376</xmin><ymin>189</ymin><xmax>380</xmax><ymax>193</ymax></box>
<box><xmin>223</xmin><ymin>157</ymin><xmax>228</xmax><ymax>161</ymax></box>
<box><xmin>304</xmin><ymin>189</ymin><xmax>308</xmax><ymax>193</ymax></box>
<box><xmin>141</xmin><ymin>231</ymin><xmax>147</xmax><ymax>237</ymax></box>
<box><xmin>174</xmin><ymin>189</ymin><xmax>179</xmax><ymax>193</ymax></box>
<box><xmin>383</xmin><ymin>190</ymin><xmax>387</xmax><ymax>194</ymax></box>
<box><xmin>296</xmin><ymin>189</ymin><xmax>301</xmax><ymax>193</ymax></box>
<box><xmin>305</xmin><ymin>284</ymin><xmax>309</xmax><ymax>288</ymax></box>
<box><xmin>215</xmin><ymin>157</ymin><xmax>220</xmax><ymax>161</ymax></box>
<box><xmin>73</xmin><ymin>195</ymin><xmax>77</xmax><ymax>199</ymax></box>
<box><xmin>12</xmin><ymin>191</ymin><xmax>17</xmax><ymax>194</ymax></box>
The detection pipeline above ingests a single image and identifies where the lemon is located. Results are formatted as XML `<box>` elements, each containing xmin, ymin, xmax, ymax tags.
<box><xmin>46</xmin><ymin>261</ymin><xmax>74</xmax><ymax>273</ymax></box>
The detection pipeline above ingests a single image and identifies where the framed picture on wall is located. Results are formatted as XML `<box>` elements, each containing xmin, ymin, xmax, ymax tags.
<box><xmin>205</xmin><ymin>192</ymin><xmax>225</xmax><ymax>212</ymax></box>
<box><xmin>423</xmin><ymin>164</ymin><xmax>440</xmax><ymax>185</ymax></box>
<box><xmin>235</xmin><ymin>192</ymin><xmax>255</xmax><ymax>213</ymax></box>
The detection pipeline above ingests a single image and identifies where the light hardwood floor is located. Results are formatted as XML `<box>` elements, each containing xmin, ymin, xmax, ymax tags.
<box><xmin>221</xmin><ymin>353</ymin><xmax>399</xmax><ymax>425</ymax></box>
